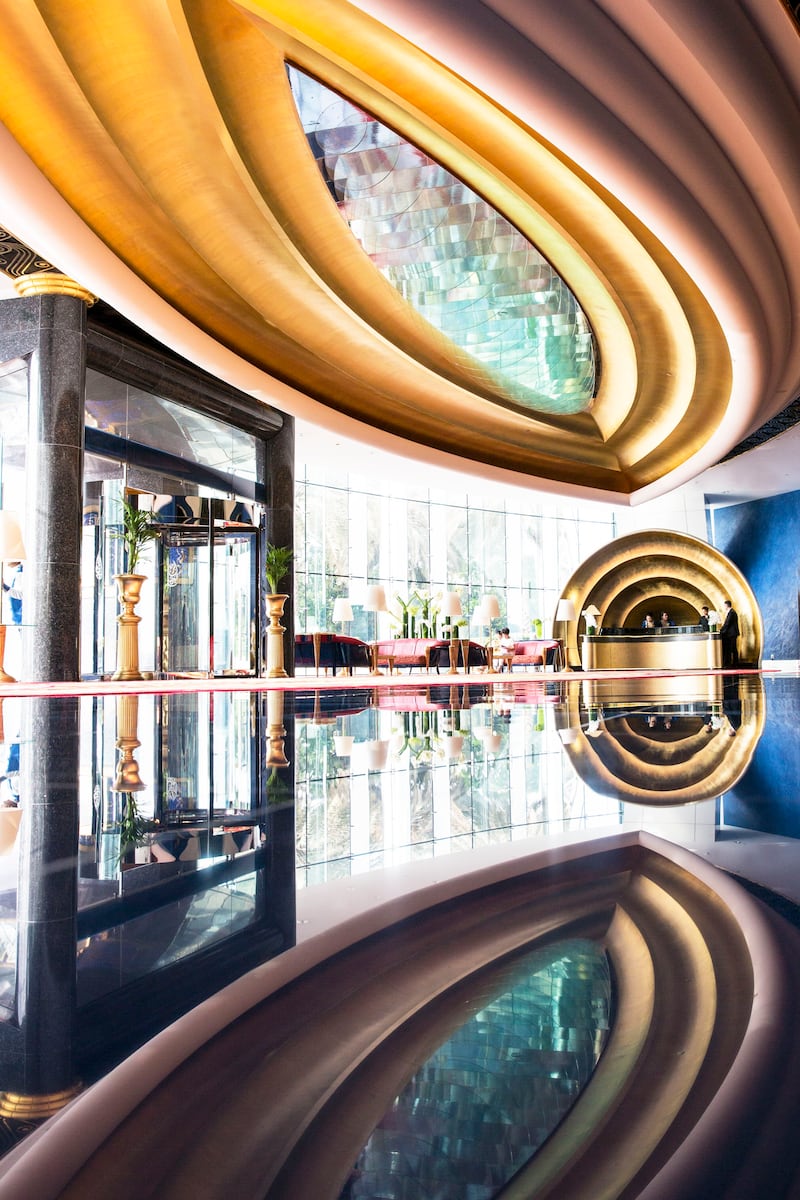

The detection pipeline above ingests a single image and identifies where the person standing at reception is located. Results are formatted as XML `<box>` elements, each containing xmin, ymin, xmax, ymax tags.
<box><xmin>720</xmin><ymin>600</ymin><xmax>739</xmax><ymax>667</ymax></box>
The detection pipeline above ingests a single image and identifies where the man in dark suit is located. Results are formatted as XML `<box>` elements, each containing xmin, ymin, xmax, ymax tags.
<box><xmin>720</xmin><ymin>599</ymin><xmax>740</xmax><ymax>667</ymax></box>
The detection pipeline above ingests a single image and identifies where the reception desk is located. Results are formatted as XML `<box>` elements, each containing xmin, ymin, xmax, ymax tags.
<box><xmin>581</xmin><ymin>628</ymin><xmax>722</xmax><ymax>671</ymax></box>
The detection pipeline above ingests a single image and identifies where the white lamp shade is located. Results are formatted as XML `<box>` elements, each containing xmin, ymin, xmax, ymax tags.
<box><xmin>363</xmin><ymin>585</ymin><xmax>387</xmax><ymax>612</ymax></box>
<box><xmin>481</xmin><ymin>594</ymin><xmax>501</xmax><ymax>620</ymax></box>
<box><xmin>442</xmin><ymin>591</ymin><xmax>463</xmax><ymax>618</ymax></box>
<box><xmin>0</xmin><ymin>512</ymin><xmax>26</xmax><ymax>562</ymax></box>
<box><xmin>555</xmin><ymin>598</ymin><xmax>576</xmax><ymax>622</ymax></box>
<box><xmin>332</xmin><ymin>598</ymin><xmax>354</xmax><ymax>623</ymax></box>
<box><xmin>582</xmin><ymin>604</ymin><xmax>601</xmax><ymax>623</ymax></box>
<box><xmin>333</xmin><ymin>734</ymin><xmax>354</xmax><ymax>757</ymax></box>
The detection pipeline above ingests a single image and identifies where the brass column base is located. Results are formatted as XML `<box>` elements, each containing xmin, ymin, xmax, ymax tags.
<box><xmin>0</xmin><ymin>1083</ymin><xmax>82</xmax><ymax>1120</ymax></box>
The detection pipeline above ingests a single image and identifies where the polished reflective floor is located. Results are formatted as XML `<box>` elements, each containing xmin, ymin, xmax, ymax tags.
<box><xmin>0</xmin><ymin>670</ymin><xmax>796</xmax><ymax>1167</ymax></box>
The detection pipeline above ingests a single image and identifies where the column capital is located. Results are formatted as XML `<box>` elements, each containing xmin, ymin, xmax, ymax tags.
<box><xmin>13</xmin><ymin>270</ymin><xmax>96</xmax><ymax>305</ymax></box>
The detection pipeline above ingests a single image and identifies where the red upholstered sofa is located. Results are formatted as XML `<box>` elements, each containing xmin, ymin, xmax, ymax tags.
<box><xmin>373</xmin><ymin>638</ymin><xmax>488</xmax><ymax>672</ymax></box>
<box><xmin>508</xmin><ymin>639</ymin><xmax>562</xmax><ymax>671</ymax></box>
<box><xmin>373</xmin><ymin>638</ymin><xmax>446</xmax><ymax>670</ymax></box>
<box><xmin>295</xmin><ymin>633</ymin><xmax>372</xmax><ymax>674</ymax></box>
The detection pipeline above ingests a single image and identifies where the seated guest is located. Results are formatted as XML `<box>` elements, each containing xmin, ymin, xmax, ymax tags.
<box><xmin>642</xmin><ymin>613</ymin><xmax>656</xmax><ymax>629</ymax></box>
<box><xmin>660</xmin><ymin>612</ymin><xmax>674</xmax><ymax>627</ymax></box>
<box><xmin>497</xmin><ymin>627</ymin><xmax>515</xmax><ymax>671</ymax></box>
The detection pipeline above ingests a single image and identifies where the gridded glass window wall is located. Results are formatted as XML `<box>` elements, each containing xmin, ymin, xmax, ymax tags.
<box><xmin>295</xmin><ymin>461</ymin><xmax>616</xmax><ymax>640</ymax></box>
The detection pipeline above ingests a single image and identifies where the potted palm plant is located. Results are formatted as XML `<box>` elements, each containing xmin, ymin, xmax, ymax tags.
<box><xmin>112</xmin><ymin>496</ymin><xmax>161</xmax><ymax>681</ymax></box>
<box><xmin>264</xmin><ymin>542</ymin><xmax>293</xmax><ymax>678</ymax></box>
<box><xmin>265</xmin><ymin>542</ymin><xmax>293</xmax><ymax>596</ymax></box>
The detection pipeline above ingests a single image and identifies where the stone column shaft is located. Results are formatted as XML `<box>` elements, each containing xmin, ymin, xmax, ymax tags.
<box><xmin>20</xmin><ymin>289</ymin><xmax>88</xmax><ymax>682</ymax></box>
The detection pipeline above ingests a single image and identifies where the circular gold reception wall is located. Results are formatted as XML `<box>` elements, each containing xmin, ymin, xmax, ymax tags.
<box><xmin>555</xmin><ymin>530</ymin><xmax>761</xmax><ymax>668</ymax></box>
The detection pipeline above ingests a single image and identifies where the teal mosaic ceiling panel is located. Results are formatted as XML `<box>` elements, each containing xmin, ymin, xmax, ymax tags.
<box><xmin>287</xmin><ymin>68</ymin><xmax>596</xmax><ymax>417</ymax></box>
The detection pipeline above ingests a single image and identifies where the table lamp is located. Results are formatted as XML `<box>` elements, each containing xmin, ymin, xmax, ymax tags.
<box><xmin>363</xmin><ymin>585</ymin><xmax>387</xmax><ymax>640</ymax></box>
<box><xmin>332</xmin><ymin>597</ymin><xmax>354</xmax><ymax>627</ymax></box>
<box><xmin>553</xmin><ymin>597</ymin><xmax>576</xmax><ymax>672</ymax></box>
<box><xmin>582</xmin><ymin>604</ymin><xmax>602</xmax><ymax>633</ymax></box>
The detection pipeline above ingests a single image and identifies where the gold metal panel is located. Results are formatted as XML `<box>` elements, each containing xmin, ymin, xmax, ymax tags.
<box><xmin>556</xmin><ymin>530</ymin><xmax>762</xmax><ymax>667</ymax></box>
<box><xmin>556</xmin><ymin>676</ymin><xmax>765</xmax><ymax>807</ymax></box>
<box><xmin>0</xmin><ymin>0</ymin><xmax>734</xmax><ymax>497</ymax></box>
<box><xmin>581</xmin><ymin>633</ymin><xmax>722</xmax><ymax>672</ymax></box>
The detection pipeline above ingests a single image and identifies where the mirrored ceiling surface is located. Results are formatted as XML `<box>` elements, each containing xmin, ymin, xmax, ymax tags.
<box><xmin>287</xmin><ymin>67</ymin><xmax>596</xmax><ymax>418</ymax></box>
<box><xmin>84</xmin><ymin>369</ymin><xmax>259</xmax><ymax>482</ymax></box>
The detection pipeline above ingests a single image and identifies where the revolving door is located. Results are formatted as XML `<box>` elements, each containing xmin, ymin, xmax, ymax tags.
<box><xmin>160</xmin><ymin>524</ymin><xmax>258</xmax><ymax>676</ymax></box>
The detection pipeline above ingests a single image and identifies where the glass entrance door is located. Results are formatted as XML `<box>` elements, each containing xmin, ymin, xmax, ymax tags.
<box><xmin>161</xmin><ymin>526</ymin><xmax>257</xmax><ymax>676</ymax></box>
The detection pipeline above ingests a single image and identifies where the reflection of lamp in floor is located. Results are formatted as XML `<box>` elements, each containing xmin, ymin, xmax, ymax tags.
<box><xmin>333</xmin><ymin>733</ymin><xmax>354</xmax><ymax>757</ymax></box>
<box><xmin>442</xmin><ymin>592</ymin><xmax>463</xmax><ymax>672</ymax></box>
<box><xmin>441</xmin><ymin>725</ymin><xmax>464</xmax><ymax>761</ymax></box>
<box><xmin>364</xmin><ymin>739</ymin><xmax>390</xmax><ymax>770</ymax></box>
<box><xmin>586</xmin><ymin>706</ymin><xmax>604</xmax><ymax>736</ymax></box>
<box><xmin>0</xmin><ymin>512</ymin><xmax>26</xmax><ymax>684</ymax></box>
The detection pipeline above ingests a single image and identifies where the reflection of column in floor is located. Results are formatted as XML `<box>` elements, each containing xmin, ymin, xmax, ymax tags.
<box><xmin>0</xmin><ymin>696</ymin><xmax>82</xmax><ymax>1122</ymax></box>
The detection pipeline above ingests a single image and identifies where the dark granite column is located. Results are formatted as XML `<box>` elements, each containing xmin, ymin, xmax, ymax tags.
<box><xmin>262</xmin><ymin>689</ymin><xmax>296</xmax><ymax>947</ymax></box>
<box><xmin>264</xmin><ymin>416</ymin><xmax>295</xmax><ymax>675</ymax></box>
<box><xmin>0</xmin><ymin>696</ymin><xmax>81</xmax><ymax>1117</ymax></box>
<box><xmin>14</xmin><ymin>274</ymin><xmax>94</xmax><ymax>682</ymax></box>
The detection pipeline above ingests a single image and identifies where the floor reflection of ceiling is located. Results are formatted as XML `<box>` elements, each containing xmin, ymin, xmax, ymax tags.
<box><xmin>1</xmin><ymin>2</ymin><xmax>799</xmax><ymax>500</ymax></box>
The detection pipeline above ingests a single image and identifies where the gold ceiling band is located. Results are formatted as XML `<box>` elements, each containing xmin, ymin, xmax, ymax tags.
<box><xmin>0</xmin><ymin>0</ymin><xmax>733</xmax><ymax>497</ymax></box>
<box><xmin>235</xmin><ymin>0</ymin><xmax>732</xmax><ymax>469</ymax></box>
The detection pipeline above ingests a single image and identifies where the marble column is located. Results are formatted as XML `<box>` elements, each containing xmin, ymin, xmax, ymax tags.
<box><xmin>0</xmin><ymin>696</ymin><xmax>81</xmax><ymax>1117</ymax></box>
<box><xmin>264</xmin><ymin>416</ymin><xmax>295</xmax><ymax>676</ymax></box>
<box><xmin>13</xmin><ymin>272</ymin><xmax>95</xmax><ymax>683</ymax></box>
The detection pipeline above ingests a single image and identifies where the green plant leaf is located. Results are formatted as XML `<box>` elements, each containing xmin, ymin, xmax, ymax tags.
<box><xmin>264</xmin><ymin>543</ymin><xmax>293</xmax><ymax>594</ymax></box>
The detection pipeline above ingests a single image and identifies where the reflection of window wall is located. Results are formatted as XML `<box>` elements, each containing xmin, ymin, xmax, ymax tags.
<box><xmin>294</xmin><ymin>695</ymin><xmax>621</xmax><ymax>890</ymax></box>
<box><xmin>295</xmin><ymin>461</ymin><xmax>617</xmax><ymax>638</ymax></box>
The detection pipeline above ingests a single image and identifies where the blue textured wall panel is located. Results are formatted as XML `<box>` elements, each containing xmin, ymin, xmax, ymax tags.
<box><xmin>713</xmin><ymin>491</ymin><xmax>800</xmax><ymax>659</ymax></box>
<box><xmin>725</xmin><ymin>680</ymin><xmax>800</xmax><ymax>836</ymax></box>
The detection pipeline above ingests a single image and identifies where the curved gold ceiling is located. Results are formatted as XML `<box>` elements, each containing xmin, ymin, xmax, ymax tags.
<box><xmin>0</xmin><ymin>1</ymin><xmax>798</xmax><ymax>499</ymax></box>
